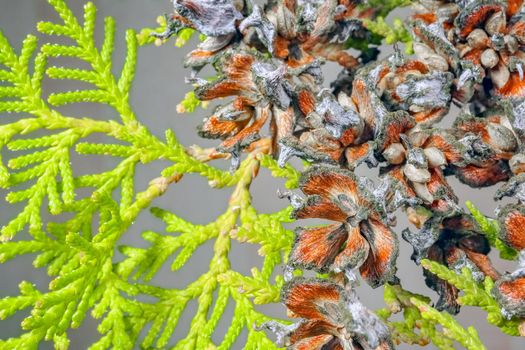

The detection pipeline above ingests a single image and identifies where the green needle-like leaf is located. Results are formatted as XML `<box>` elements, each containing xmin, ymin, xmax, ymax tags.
<box><xmin>0</xmin><ymin>1</ymin><xmax>294</xmax><ymax>349</ymax></box>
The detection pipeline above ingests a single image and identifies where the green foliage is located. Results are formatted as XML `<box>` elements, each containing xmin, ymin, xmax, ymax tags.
<box><xmin>0</xmin><ymin>1</ymin><xmax>295</xmax><ymax>348</ymax></box>
<box><xmin>380</xmin><ymin>258</ymin><xmax>525</xmax><ymax>349</ymax></box>
<box><xmin>410</xmin><ymin>297</ymin><xmax>486</xmax><ymax>350</ymax></box>
<box><xmin>136</xmin><ymin>15</ymin><xmax>168</xmax><ymax>46</ymax></box>
<box><xmin>177</xmin><ymin>91</ymin><xmax>205</xmax><ymax>114</ymax></box>
<box><xmin>362</xmin><ymin>17</ymin><xmax>413</xmax><ymax>53</ymax></box>
<box><xmin>136</xmin><ymin>15</ymin><xmax>199</xmax><ymax>47</ymax></box>
<box><xmin>465</xmin><ymin>201</ymin><xmax>518</xmax><ymax>260</ymax></box>
<box><xmin>257</xmin><ymin>154</ymin><xmax>300</xmax><ymax>189</ymax></box>
<box><xmin>379</xmin><ymin>284</ymin><xmax>462</xmax><ymax>349</ymax></box>
<box><xmin>354</xmin><ymin>0</ymin><xmax>413</xmax><ymax>53</ymax></box>
<box><xmin>422</xmin><ymin>259</ymin><xmax>522</xmax><ymax>336</ymax></box>
<box><xmin>117</xmin><ymin>155</ymin><xmax>295</xmax><ymax>349</ymax></box>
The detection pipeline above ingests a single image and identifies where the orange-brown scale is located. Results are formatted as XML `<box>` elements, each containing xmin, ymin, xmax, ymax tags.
<box><xmin>500</xmin><ymin>208</ymin><xmax>525</xmax><ymax>250</ymax></box>
<box><xmin>304</xmin><ymin>42</ymin><xmax>359</xmax><ymax>68</ymax></box>
<box><xmin>198</xmin><ymin>81</ymin><xmax>248</xmax><ymax>99</ymax></box>
<box><xmin>345</xmin><ymin>143</ymin><xmax>370</xmax><ymax>165</ymax></box>
<box><xmin>219</xmin><ymin>106</ymin><xmax>269</xmax><ymax>149</ymax></box>
<box><xmin>172</xmin><ymin>13</ymin><xmax>193</xmax><ymax>27</ymax></box>
<box><xmin>379</xmin><ymin>114</ymin><xmax>415</xmax><ymax>152</ymax></box>
<box><xmin>427</xmin><ymin>168</ymin><xmax>455</xmax><ymax>198</ymax></box>
<box><xmin>464</xmin><ymin>249</ymin><xmax>500</xmax><ymax>281</ymax></box>
<box><xmin>455</xmin><ymin>118</ymin><xmax>487</xmax><ymax>135</ymax></box>
<box><xmin>273</xmin><ymin>107</ymin><xmax>295</xmax><ymax>139</ymax></box>
<box><xmin>187</xmin><ymin>49</ymin><xmax>217</xmax><ymax>59</ymax></box>
<box><xmin>425</xmin><ymin>134</ymin><xmax>464</xmax><ymax>164</ymax></box>
<box><xmin>509</xmin><ymin>21</ymin><xmax>525</xmax><ymax>39</ymax></box>
<box><xmin>351</xmin><ymin>79</ymin><xmax>377</xmax><ymax>129</ymax></box>
<box><xmin>454</xmin><ymin>161</ymin><xmax>510</xmax><ymax>187</ymax></box>
<box><xmin>457</xmin><ymin>5</ymin><xmax>502</xmax><ymax>38</ymax></box>
<box><xmin>333</xmin><ymin>226</ymin><xmax>369</xmax><ymax>270</ymax></box>
<box><xmin>283</xmin><ymin>0</ymin><xmax>296</xmax><ymax>12</ymax></box>
<box><xmin>298</xmin><ymin>90</ymin><xmax>316</xmax><ymax>115</ymax></box>
<box><xmin>338</xmin><ymin>127</ymin><xmax>360</xmax><ymax>147</ymax></box>
<box><xmin>273</xmin><ymin>36</ymin><xmax>291</xmax><ymax>59</ymax></box>
<box><xmin>412</xmin><ymin>13</ymin><xmax>437</xmax><ymax>25</ymax></box>
<box><xmin>291</xmin><ymin>225</ymin><xmax>348</xmax><ymax>271</ymax></box>
<box><xmin>301</xmin><ymin>169</ymin><xmax>359</xmax><ymax>203</ymax></box>
<box><xmin>387</xmin><ymin>166</ymin><xmax>417</xmax><ymax>198</ymax></box>
<box><xmin>298</xmin><ymin>130</ymin><xmax>345</xmax><ymax>162</ymax></box>
<box><xmin>396</xmin><ymin>60</ymin><xmax>429</xmax><ymax>75</ymax></box>
<box><xmin>496</xmin><ymin>72</ymin><xmax>525</xmax><ymax>99</ymax></box>
<box><xmin>284</xmin><ymin>281</ymin><xmax>341</xmax><ymax>320</ymax></box>
<box><xmin>498</xmin><ymin>278</ymin><xmax>525</xmax><ymax>301</ymax></box>
<box><xmin>293</xmin><ymin>198</ymin><xmax>349</xmax><ymax>222</ymax></box>
<box><xmin>413</xmin><ymin>107</ymin><xmax>446</xmax><ymax>124</ymax></box>
<box><xmin>224</xmin><ymin>54</ymin><xmax>255</xmax><ymax>81</ymax></box>
<box><xmin>199</xmin><ymin>115</ymin><xmax>247</xmax><ymax>138</ymax></box>
<box><xmin>377</xmin><ymin>66</ymin><xmax>393</xmax><ymax>84</ymax></box>
<box><xmin>359</xmin><ymin>219</ymin><xmax>397</xmax><ymax>288</ymax></box>
<box><xmin>506</xmin><ymin>0</ymin><xmax>524</xmax><ymax>17</ymax></box>
<box><xmin>462</xmin><ymin>47</ymin><xmax>484</xmax><ymax>66</ymax></box>
<box><xmin>232</xmin><ymin>96</ymin><xmax>252</xmax><ymax>110</ymax></box>
<box><xmin>288</xmin><ymin>51</ymin><xmax>316</xmax><ymax>68</ymax></box>
<box><xmin>289</xmin><ymin>321</ymin><xmax>338</xmax><ymax>345</ymax></box>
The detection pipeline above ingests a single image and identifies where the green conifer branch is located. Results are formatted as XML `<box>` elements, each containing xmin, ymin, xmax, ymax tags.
<box><xmin>421</xmin><ymin>259</ymin><xmax>522</xmax><ymax>336</ymax></box>
<box><xmin>465</xmin><ymin>201</ymin><xmax>518</xmax><ymax>260</ymax></box>
<box><xmin>136</xmin><ymin>15</ymin><xmax>198</xmax><ymax>48</ymax></box>
<box><xmin>0</xmin><ymin>1</ymin><xmax>294</xmax><ymax>348</ymax></box>
<box><xmin>379</xmin><ymin>283</ymin><xmax>498</xmax><ymax>349</ymax></box>
<box><xmin>379</xmin><ymin>284</ymin><xmax>457</xmax><ymax>349</ymax></box>
<box><xmin>410</xmin><ymin>297</ymin><xmax>486</xmax><ymax>350</ymax></box>
<box><xmin>362</xmin><ymin>17</ymin><xmax>413</xmax><ymax>53</ymax></box>
<box><xmin>177</xmin><ymin>91</ymin><xmax>205</xmax><ymax>113</ymax></box>
<box><xmin>117</xmin><ymin>153</ymin><xmax>293</xmax><ymax>349</ymax></box>
<box><xmin>257</xmin><ymin>154</ymin><xmax>300</xmax><ymax>189</ymax></box>
<box><xmin>353</xmin><ymin>0</ymin><xmax>413</xmax><ymax>53</ymax></box>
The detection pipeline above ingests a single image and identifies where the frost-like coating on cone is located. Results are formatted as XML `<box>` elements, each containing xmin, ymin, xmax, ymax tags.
<box><xmin>170</xmin><ymin>0</ymin><xmax>525</xmax><ymax>343</ymax></box>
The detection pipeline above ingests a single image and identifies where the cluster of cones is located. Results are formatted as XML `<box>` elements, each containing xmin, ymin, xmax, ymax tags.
<box><xmin>168</xmin><ymin>0</ymin><xmax>525</xmax><ymax>348</ymax></box>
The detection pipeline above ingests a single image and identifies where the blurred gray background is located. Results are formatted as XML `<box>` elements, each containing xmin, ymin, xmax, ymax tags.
<box><xmin>0</xmin><ymin>0</ymin><xmax>524</xmax><ymax>349</ymax></box>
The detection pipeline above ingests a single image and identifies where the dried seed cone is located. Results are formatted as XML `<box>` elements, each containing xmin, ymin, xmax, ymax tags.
<box><xmin>170</xmin><ymin>0</ymin><xmax>525</xmax><ymax>343</ymax></box>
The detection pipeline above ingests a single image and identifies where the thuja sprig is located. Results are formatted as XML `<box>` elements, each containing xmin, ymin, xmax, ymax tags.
<box><xmin>410</xmin><ymin>297</ymin><xmax>486</xmax><ymax>350</ymax></box>
<box><xmin>378</xmin><ymin>284</ymin><xmax>456</xmax><ymax>349</ymax></box>
<box><xmin>0</xmin><ymin>0</ymin><xmax>232</xmax><ymax>242</ymax></box>
<box><xmin>356</xmin><ymin>0</ymin><xmax>413</xmax><ymax>53</ymax></box>
<box><xmin>465</xmin><ymin>201</ymin><xmax>518</xmax><ymax>260</ymax></box>
<box><xmin>118</xmin><ymin>153</ymin><xmax>294</xmax><ymax>349</ymax></box>
<box><xmin>0</xmin><ymin>1</ymin><xmax>295</xmax><ymax>348</ymax></box>
<box><xmin>422</xmin><ymin>259</ymin><xmax>522</xmax><ymax>336</ymax></box>
<box><xmin>257</xmin><ymin>154</ymin><xmax>300</xmax><ymax>189</ymax></box>
<box><xmin>177</xmin><ymin>91</ymin><xmax>205</xmax><ymax>113</ymax></box>
<box><xmin>136</xmin><ymin>15</ymin><xmax>201</xmax><ymax>48</ymax></box>
<box><xmin>379</xmin><ymin>283</ymin><xmax>486</xmax><ymax>350</ymax></box>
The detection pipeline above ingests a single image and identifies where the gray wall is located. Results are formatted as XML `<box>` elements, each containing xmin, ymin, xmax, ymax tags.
<box><xmin>0</xmin><ymin>1</ymin><xmax>524</xmax><ymax>349</ymax></box>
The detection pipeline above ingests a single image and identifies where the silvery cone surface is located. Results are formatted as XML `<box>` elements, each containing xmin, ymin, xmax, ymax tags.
<box><xmin>167</xmin><ymin>0</ymin><xmax>525</xmax><ymax>348</ymax></box>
